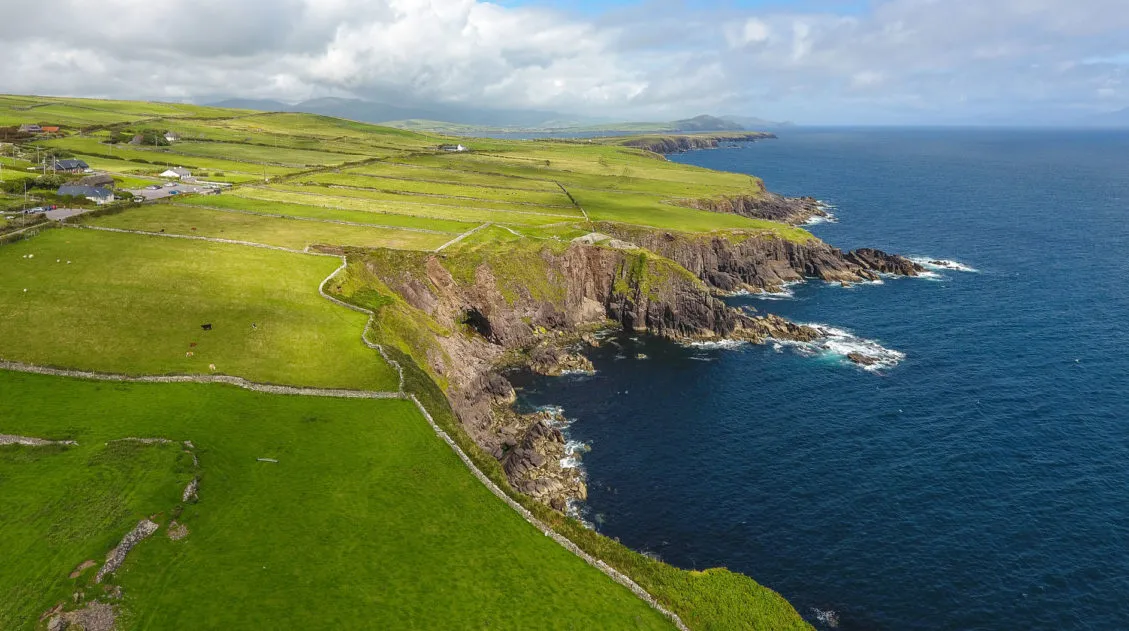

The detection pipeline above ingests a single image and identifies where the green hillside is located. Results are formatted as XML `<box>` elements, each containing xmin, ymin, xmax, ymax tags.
<box><xmin>0</xmin><ymin>94</ymin><xmax>812</xmax><ymax>631</ymax></box>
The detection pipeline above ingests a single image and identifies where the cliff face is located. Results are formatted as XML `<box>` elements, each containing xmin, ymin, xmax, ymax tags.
<box><xmin>352</xmin><ymin>239</ymin><xmax>825</xmax><ymax>509</ymax></box>
<box><xmin>598</xmin><ymin>224</ymin><xmax>922</xmax><ymax>294</ymax></box>
<box><xmin>677</xmin><ymin>191</ymin><xmax>830</xmax><ymax>225</ymax></box>
<box><xmin>619</xmin><ymin>132</ymin><xmax>775</xmax><ymax>154</ymax></box>
<box><xmin>347</xmin><ymin>225</ymin><xmax>920</xmax><ymax>510</ymax></box>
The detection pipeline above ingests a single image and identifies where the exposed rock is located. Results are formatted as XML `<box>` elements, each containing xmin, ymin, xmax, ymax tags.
<box><xmin>528</xmin><ymin>342</ymin><xmax>595</xmax><ymax>376</ymax></box>
<box><xmin>845</xmin><ymin>248</ymin><xmax>923</xmax><ymax>276</ymax></box>
<box><xmin>182</xmin><ymin>478</ymin><xmax>199</xmax><ymax>502</ymax></box>
<box><xmin>0</xmin><ymin>434</ymin><xmax>77</xmax><ymax>447</ymax></box>
<box><xmin>167</xmin><ymin>521</ymin><xmax>189</xmax><ymax>541</ymax></box>
<box><xmin>619</xmin><ymin>132</ymin><xmax>775</xmax><ymax>154</ymax></box>
<box><xmin>95</xmin><ymin>519</ymin><xmax>159</xmax><ymax>583</ymax></box>
<box><xmin>678</xmin><ymin>191</ymin><xmax>830</xmax><ymax>225</ymax></box>
<box><xmin>847</xmin><ymin>352</ymin><xmax>880</xmax><ymax>366</ymax></box>
<box><xmin>47</xmin><ymin>602</ymin><xmax>116</xmax><ymax>631</ymax></box>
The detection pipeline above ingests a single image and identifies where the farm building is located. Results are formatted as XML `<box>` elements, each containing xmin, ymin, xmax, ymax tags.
<box><xmin>57</xmin><ymin>185</ymin><xmax>115</xmax><ymax>205</ymax></box>
<box><xmin>78</xmin><ymin>173</ymin><xmax>116</xmax><ymax>188</ymax></box>
<box><xmin>164</xmin><ymin>131</ymin><xmax>181</xmax><ymax>142</ymax></box>
<box><xmin>46</xmin><ymin>158</ymin><xmax>90</xmax><ymax>173</ymax></box>
<box><xmin>40</xmin><ymin>126</ymin><xmax>60</xmax><ymax>133</ymax></box>
<box><xmin>18</xmin><ymin>124</ymin><xmax>42</xmax><ymax>133</ymax></box>
<box><xmin>160</xmin><ymin>167</ymin><xmax>191</xmax><ymax>179</ymax></box>
<box><xmin>438</xmin><ymin>144</ymin><xmax>468</xmax><ymax>152</ymax></box>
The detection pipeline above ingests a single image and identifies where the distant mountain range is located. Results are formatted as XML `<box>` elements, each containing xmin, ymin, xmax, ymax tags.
<box><xmin>207</xmin><ymin>97</ymin><xmax>791</xmax><ymax>134</ymax></box>
<box><xmin>209</xmin><ymin>97</ymin><xmax>593</xmax><ymax>130</ymax></box>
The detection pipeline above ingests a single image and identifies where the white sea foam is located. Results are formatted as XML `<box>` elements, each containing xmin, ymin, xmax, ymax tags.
<box><xmin>559</xmin><ymin>368</ymin><xmax>596</xmax><ymax>377</ymax></box>
<box><xmin>749</xmin><ymin>281</ymin><xmax>801</xmax><ymax>300</ymax></box>
<box><xmin>910</xmin><ymin>256</ymin><xmax>979</xmax><ymax>273</ymax></box>
<box><xmin>804</xmin><ymin>211</ymin><xmax>838</xmax><ymax>225</ymax></box>
<box><xmin>560</xmin><ymin>440</ymin><xmax>591</xmax><ymax>469</ymax></box>
<box><xmin>685</xmin><ymin>339</ymin><xmax>749</xmax><ymax>350</ymax></box>
<box><xmin>777</xmin><ymin>323</ymin><xmax>905</xmax><ymax>372</ymax></box>
<box><xmin>812</xmin><ymin>608</ymin><xmax>840</xmax><ymax>628</ymax></box>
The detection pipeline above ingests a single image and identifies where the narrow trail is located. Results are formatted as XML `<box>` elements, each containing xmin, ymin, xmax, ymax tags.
<box><xmin>435</xmin><ymin>222</ymin><xmax>492</xmax><ymax>252</ymax></box>
<box><xmin>7</xmin><ymin>203</ymin><xmax>688</xmax><ymax>630</ymax></box>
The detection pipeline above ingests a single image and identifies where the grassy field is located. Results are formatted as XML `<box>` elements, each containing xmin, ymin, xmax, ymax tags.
<box><xmin>0</xmin><ymin>93</ymin><xmax>820</xmax><ymax>630</ymax></box>
<box><xmin>84</xmin><ymin>204</ymin><xmax>457</xmax><ymax>251</ymax></box>
<box><xmin>0</xmin><ymin>371</ymin><xmax>673</xmax><ymax>630</ymax></box>
<box><xmin>233</xmin><ymin>187</ymin><xmax>582</xmax><ymax>225</ymax></box>
<box><xmin>0</xmin><ymin>229</ymin><xmax>399</xmax><ymax>390</ymax></box>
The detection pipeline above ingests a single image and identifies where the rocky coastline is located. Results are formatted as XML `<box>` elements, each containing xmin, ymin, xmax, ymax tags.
<box><xmin>619</xmin><ymin>132</ymin><xmax>776</xmax><ymax>154</ymax></box>
<box><xmin>342</xmin><ymin>219</ymin><xmax>924</xmax><ymax>511</ymax></box>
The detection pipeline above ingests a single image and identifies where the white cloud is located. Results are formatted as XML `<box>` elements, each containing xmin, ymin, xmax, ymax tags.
<box><xmin>0</xmin><ymin>0</ymin><xmax>1127</xmax><ymax>123</ymax></box>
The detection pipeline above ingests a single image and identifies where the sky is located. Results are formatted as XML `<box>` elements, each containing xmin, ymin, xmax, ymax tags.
<box><xmin>1</xmin><ymin>0</ymin><xmax>1127</xmax><ymax>125</ymax></box>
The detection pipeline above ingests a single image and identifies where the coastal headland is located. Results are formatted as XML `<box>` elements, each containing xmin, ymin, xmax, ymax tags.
<box><xmin>1</xmin><ymin>95</ymin><xmax>920</xmax><ymax>630</ymax></box>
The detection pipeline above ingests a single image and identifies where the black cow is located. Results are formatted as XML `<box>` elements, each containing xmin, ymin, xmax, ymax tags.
<box><xmin>201</xmin><ymin>323</ymin><xmax>212</xmax><ymax>331</ymax></box>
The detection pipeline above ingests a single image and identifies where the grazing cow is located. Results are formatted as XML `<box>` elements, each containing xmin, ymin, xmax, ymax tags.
<box><xmin>201</xmin><ymin>323</ymin><xmax>212</xmax><ymax>331</ymax></box>
<box><xmin>208</xmin><ymin>364</ymin><xmax>216</xmax><ymax>372</ymax></box>
<box><xmin>186</xmin><ymin>351</ymin><xmax>194</xmax><ymax>358</ymax></box>
<box><xmin>189</xmin><ymin>342</ymin><xmax>197</xmax><ymax>347</ymax></box>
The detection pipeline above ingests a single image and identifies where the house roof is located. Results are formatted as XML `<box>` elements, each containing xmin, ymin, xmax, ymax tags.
<box><xmin>79</xmin><ymin>173</ymin><xmax>115</xmax><ymax>186</ymax></box>
<box><xmin>57</xmin><ymin>185</ymin><xmax>112</xmax><ymax>199</ymax></box>
<box><xmin>52</xmin><ymin>159</ymin><xmax>89</xmax><ymax>170</ymax></box>
<box><xmin>161</xmin><ymin>167</ymin><xmax>191</xmax><ymax>177</ymax></box>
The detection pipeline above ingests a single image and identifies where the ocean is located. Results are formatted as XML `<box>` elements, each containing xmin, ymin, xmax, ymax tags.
<box><xmin>516</xmin><ymin>128</ymin><xmax>1129</xmax><ymax>629</ymax></box>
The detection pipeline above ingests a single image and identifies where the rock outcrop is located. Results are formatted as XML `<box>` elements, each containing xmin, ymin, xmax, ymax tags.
<box><xmin>355</xmin><ymin>235</ymin><xmax>851</xmax><ymax>509</ymax></box>
<box><xmin>619</xmin><ymin>132</ymin><xmax>775</xmax><ymax>154</ymax></box>
<box><xmin>678</xmin><ymin>191</ymin><xmax>830</xmax><ymax>225</ymax></box>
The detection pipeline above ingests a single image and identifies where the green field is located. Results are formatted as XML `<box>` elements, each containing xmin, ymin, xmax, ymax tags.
<box><xmin>84</xmin><ymin>204</ymin><xmax>456</xmax><ymax>251</ymax></box>
<box><xmin>172</xmin><ymin>195</ymin><xmax>479</xmax><ymax>233</ymax></box>
<box><xmin>0</xmin><ymin>229</ymin><xmax>398</xmax><ymax>390</ymax></box>
<box><xmin>0</xmin><ymin>371</ymin><xmax>672</xmax><ymax>630</ymax></box>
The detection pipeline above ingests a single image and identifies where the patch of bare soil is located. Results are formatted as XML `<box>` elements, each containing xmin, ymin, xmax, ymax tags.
<box><xmin>68</xmin><ymin>560</ymin><xmax>95</xmax><ymax>579</ymax></box>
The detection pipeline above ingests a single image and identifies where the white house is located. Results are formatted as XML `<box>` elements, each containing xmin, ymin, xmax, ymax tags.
<box><xmin>160</xmin><ymin>167</ymin><xmax>191</xmax><ymax>179</ymax></box>
<box><xmin>57</xmin><ymin>185</ymin><xmax>115</xmax><ymax>205</ymax></box>
<box><xmin>164</xmin><ymin>131</ymin><xmax>181</xmax><ymax>143</ymax></box>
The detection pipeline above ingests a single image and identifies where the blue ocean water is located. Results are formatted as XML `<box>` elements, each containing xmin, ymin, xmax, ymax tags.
<box><xmin>518</xmin><ymin>129</ymin><xmax>1129</xmax><ymax>629</ymax></box>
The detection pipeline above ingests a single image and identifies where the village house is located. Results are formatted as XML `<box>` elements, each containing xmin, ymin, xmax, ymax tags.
<box><xmin>46</xmin><ymin>158</ymin><xmax>90</xmax><ymax>173</ymax></box>
<box><xmin>56</xmin><ymin>185</ymin><xmax>115</xmax><ymax>205</ymax></box>
<box><xmin>159</xmin><ymin>167</ymin><xmax>191</xmax><ymax>179</ymax></box>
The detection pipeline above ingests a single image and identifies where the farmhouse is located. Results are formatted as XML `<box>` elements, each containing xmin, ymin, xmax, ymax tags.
<box><xmin>47</xmin><ymin>158</ymin><xmax>90</xmax><ymax>173</ymax></box>
<box><xmin>18</xmin><ymin>124</ymin><xmax>42</xmax><ymax>133</ymax></box>
<box><xmin>160</xmin><ymin>167</ymin><xmax>191</xmax><ymax>179</ymax></box>
<box><xmin>57</xmin><ymin>185</ymin><xmax>115</xmax><ymax>205</ymax></box>
<box><xmin>438</xmin><ymin>143</ymin><xmax>468</xmax><ymax>152</ymax></box>
<box><xmin>164</xmin><ymin>131</ymin><xmax>180</xmax><ymax>143</ymax></box>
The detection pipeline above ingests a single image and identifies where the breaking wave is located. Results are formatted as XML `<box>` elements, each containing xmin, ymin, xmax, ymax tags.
<box><xmin>812</xmin><ymin>607</ymin><xmax>840</xmax><ymax>628</ymax></box>
<box><xmin>685</xmin><ymin>339</ymin><xmax>749</xmax><ymax>350</ymax></box>
<box><xmin>776</xmin><ymin>323</ymin><xmax>905</xmax><ymax>372</ymax></box>
<box><xmin>910</xmin><ymin>256</ymin><xmax>979</xmax><ymax>273</ymax></box>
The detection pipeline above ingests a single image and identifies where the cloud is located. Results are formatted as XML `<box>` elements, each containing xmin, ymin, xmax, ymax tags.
<box><xmin>0</xmin><ymin>0</ymin><xmax>1127</xmax><ymax>123</ymax></box>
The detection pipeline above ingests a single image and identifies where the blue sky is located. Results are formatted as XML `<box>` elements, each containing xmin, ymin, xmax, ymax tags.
<box><xmin>1</xmin><ymin>0</ymin><xmax>1126</xmax><ymax>125</ymax></box>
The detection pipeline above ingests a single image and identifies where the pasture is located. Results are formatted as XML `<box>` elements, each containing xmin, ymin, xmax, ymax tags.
<box><xmin>0</xmin><ymin>371</ymin><xmax>672</xmax><ymax>630</ymax></box>
<box><xmin>0</xmin><ymin>229</ymin><xmax>399</xmax><ymax>390</ymax></box>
